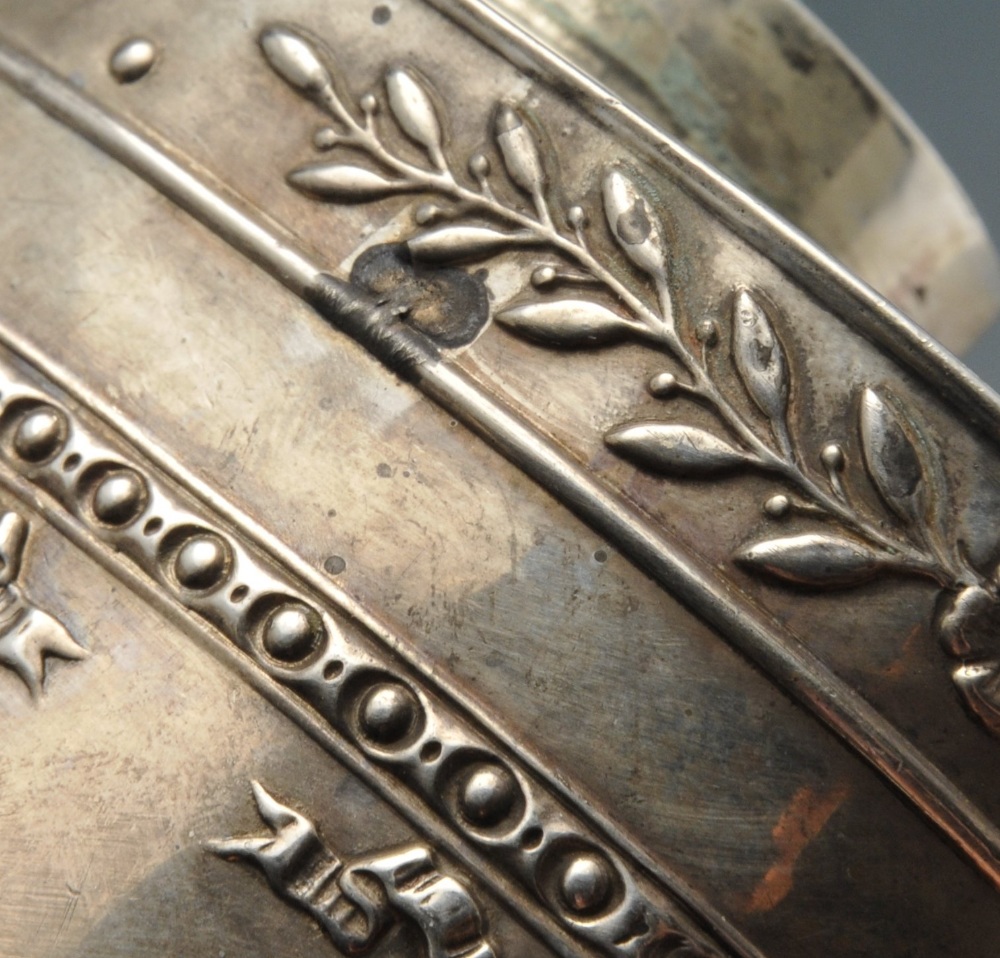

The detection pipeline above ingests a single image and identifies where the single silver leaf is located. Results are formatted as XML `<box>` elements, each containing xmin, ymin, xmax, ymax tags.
<box><xmin>407</xmin><ymin>226</ymin><xmax>533</xmax><ymax>263</ymax></box>
<box><xmin>385</xmin><ymin>67</ymin><xmax>444</xmax><ymax>162</ymax></box>
<box><xmin>287</xmin><ymin>163</ymin><xmax>404</xmax><ymax>201</ymax></box>
<box><xmin>859</xmin><ymin>387</ymin><xmax>924</xmax><ymax>522</ymax></box>
<box><xmin>495</xmin><ymin>105</ymin><xmax>547</xmax><ymax>197</ymax></box>
<box><xmin>602</xmin><ymin>169</ymin><xmax>668</xmax><ymax>283</ymax></box>
<box><xmin>259</xmin><ymin>26</ymin><xmax>332</xmax><ymax>95</ymax></box>
<box><xmin>605</xmin><ymin>422</ymin><xmax>749</xmax><ymax>476</ymax></box>
<box><xmin>496</xmin><ymin>300</ymin><xmax>633</xmax><ymax>347</ymax></box>
<box><xmin>732</xmin><ymin>289</ymin><xmax>788</xmax><ymax>423</ymax></box>
<box><xmin>736</xmin><ymin>533</ymin><xmax>881</xmax><ymax>587</ymax></box>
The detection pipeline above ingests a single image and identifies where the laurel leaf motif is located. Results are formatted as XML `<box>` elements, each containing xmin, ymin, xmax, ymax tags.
<box><xmin>259</xmin><ymin>26</ymin><xmax>332</xmax><ymax>95</ymax></box>
<box><xmin>386</xmin><ymin>67</ymin><xmax>445</xmax><ymax>166</ymax></box>
<box><xmin>496</xmin><ymin>300</ymin><xmax>634</xmax><ymax>347</ymax></box>
<box><xmin>407</xmin><ymin>226</ymin><xmax>535</xmax><ymax>263</ymax></box>
<box><xmin>859</xmin><ymin>387</ymin><xmax>926</xmax><ymax>524</ymax></box>
<box><xmin>732</xmin><ymin>289</ymin><xmax>788</xmax><ymax>425</ymax></box>
<box><xmin>287</xmin><ymin>163</ymin><xmax>405</xmax><ymax>201</ymax></box>
<box><xmin>605</xmin><ymin>422</ymin><xmax>750</xmax><ymax>476</ymax></box>
<box><xmin>736</xmin><ymin>533</ymin><xmax>882</xmax><ymax>587</ymax></box>
<box><xmin>495</xmin><ymin>105</ymin><xmax>547</xmax><ymax>197</ymax></box>
<box><xmin>602</xmin><ymin>169</ymin><xmax>669</xmax><ymax>285</ymax></box>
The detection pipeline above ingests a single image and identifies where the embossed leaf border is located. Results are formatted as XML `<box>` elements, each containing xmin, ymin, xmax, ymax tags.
<box><xmin>258</xmin><ymin>25</ymin><xmax>1000</xmax><ymax>734</ymax></box>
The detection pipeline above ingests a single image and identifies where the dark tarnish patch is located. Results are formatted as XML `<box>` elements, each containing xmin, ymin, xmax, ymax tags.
<box><xmin>767</xmin><ymin>9</ymin><xmax>880</xmax><ymax>118</ymax></box>
<box><xmin>767</xmin><ymin>12</ymin><xmax>819</xmax><ymax>76</ymax></box>
<box><xmin>351</xmin><ymin>243</ymin><xmax>490</xmax><ymax>349</ymax></box>
<box><xmin>616</xmin><ymin>200</ymin><xmax>652</xmax><ymax>246</ymax></box>
<box><xmin>752</xmin><ymin>340</ymin><xmax>774</xmax><ymax>367</ymax></box>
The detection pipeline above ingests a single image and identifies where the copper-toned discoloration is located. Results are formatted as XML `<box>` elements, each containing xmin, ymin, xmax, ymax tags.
<box><xmin>882</xmin><ymin>624</ymin><xmax>923</xmax><ymax>680</ymax></box>
<box><xmin>746</xmin><ymin>783</ymin><xmax>850</xmax><ymax>914</ymax></box>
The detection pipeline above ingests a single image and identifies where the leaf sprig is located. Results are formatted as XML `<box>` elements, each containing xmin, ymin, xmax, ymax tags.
<box><xmin>262</xmin><ymin>22</ymin><xmax>1000</xmax><ymax>732</ymax></box>
<box><xmin>260</xmin><ymin>25</ymin><xmax>966</xmax><ymax>585</ymax></box>
<box><xmin>260</xmin><ymin>24</ymin><xmax>977</xmax><ymax>595</ymax></box>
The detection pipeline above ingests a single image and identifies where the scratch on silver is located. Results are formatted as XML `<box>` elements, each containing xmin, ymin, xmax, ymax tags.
<box><xmin>211</xmin><ymin>781</ymin><xmax>496</xmax><ymax>958</ymax></box>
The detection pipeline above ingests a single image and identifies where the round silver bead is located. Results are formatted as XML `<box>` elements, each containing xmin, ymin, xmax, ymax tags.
<box><xmin>648</xmin><ymin>372</ymin><xmax>678</xmax><ymax>398</ymax></box>
<box><xmin>695</xmin><ymin>319</ymin><xmax>720</xmax><ymax>346</ymax></box>
<box><xmin>459</xmin><ymin>763</ymin><xmax>518</xmax><ymax>827</ymax></box>
<box><xmin>559</xmin><ymin>852</ymin><xmax>612</xmax><ymax>915</ymax></box>
<box><xmin>313</xmin><ymin>126</ymin><xmax>340</xmax><ymax>150</ymax></box>
<box><xmin>92</xmin><ymin>469</ymin><xmax>148</xmax><ymax>526</ymax></box>
<box><xmin>262</xmin><ymin>602</ymin><xmax>321</xmax><ymax>662</ymax></box>
<box><xmin>531</xmin><ymin>266</ymin><xmax>557</xmax><ymax>288</ymax></box>
<box><xmin>13</xmin><ymin>407</ymin><xmax>67</xmax><ymax>462</ymax></box>
<box><xmin>359</xmin><ymin>683</ymin><xmax>419</xmax><ymax>746</ymax></box>
<box><xmin>174</xmin><ymin>534</ymin><xmax>230</xmax><ymax>590</ymax></box>
<box><xmin>821</xmin><ymin>442</ymin><xmax>846</xmax><ymax>471</ymax></box>
<box><xmin>468</xmin><ymin>153</ymin><xmax>491</xmax><ymax>178</ymax></box>
<box><xmin>566</xmin><ymin>205</ymin><xmax>587</xmax><ymax>229</ymax></box>
<box><xmin>764</xmin><ymin>494</ymin><xmax>791</xmax><ymax>518</ymax></box>
<box><xmin>109</xmin><ymin>37</ymin><xmax>157</xmax><ymax>84</ymax></box>
<box><xmin>415</xmin><ymin>203</ymin><xmax>444</xmax><ymax>225</ymax></box>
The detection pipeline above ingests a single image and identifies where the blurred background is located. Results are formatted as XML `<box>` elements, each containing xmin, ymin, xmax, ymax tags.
<box><xmin>802</xmin><ymin>0</ymin><xmax>1000</xmax><ymax>387</ymax></box>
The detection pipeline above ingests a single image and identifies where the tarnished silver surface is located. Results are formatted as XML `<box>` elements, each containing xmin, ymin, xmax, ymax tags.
<box><xmin>1</xmin><ymin>2</ymin><xmax>999</xmax><ymax>958</ymax></box>
<box><xmin>489</xmin><ymin>0</ymin><xmax>1000</xmax><ymax>355</ymax></box>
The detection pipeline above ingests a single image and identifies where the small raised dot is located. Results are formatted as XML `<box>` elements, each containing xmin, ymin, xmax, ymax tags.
<box><xmin>695</xmin><ymin>319</ymin><xmax>719</xmax><ymax>346</ymax></box>
<box><xmin>229</xmin><ymin>585</ymin><xmax>249</xmax><ymax>603</ymax></box>
<box><xmin>520</xmin><ymin>826</ymin><xmax>544</xmax><ymax>851</ymax></box>
<box><xmin>174</xmin><ymin>534</ymin><xmax>230</xmax><ymax>590</ymax></box>
<box><xmin>530</xmin><ymin>265</ymin><xmax>557</xmax><ymax>288</ymax></box>
<box><xmin>415</xmin><ymin>202</ymin><xmax>444</xmax><ymax>226</ymax></box>
<box><xmin>109</xmin><ymin>37</ymin><xmax>157</xmax><ymax>84</ymax></box>
<box><xmin>459</xmin><ymin>763</ymin><xmax>518</xmax><ymax>827</ymax></box>
<box><xmin>372</xmin><ymin>4</ymin><xmax>392</xmax><ymax>25</ymax></box>
<box><xmin>262</xmin><ymin>602</ymin><xmax>321</xmax><ymax>662</ymax></box>
<box><xmin>559</xmin><ymin>853</ymin><xmax>612</xmax><ymax>916</ymax></box>
<box><xmin>13</xmin><ymin>407</ymin><xmax>67</xmax><ymax>462</ymax></box>
<box><xmin>359</xmin><ymin>682</ymin><xmax>419</xmax><ymax>746</ymax></box>
<box><xmin>469</xmin><ymin>153</ymin><xmax>491</xmax><ymax>179</ymax></box>
<box><xmin>324</xmin><ymin>555</ymin><xmax>346</xmax><ymax>575</ymax></box>
<box><xmin>314</xmin><ymin>126</ymin><xmax>339</xmax><ymax>150</ymax></box>
<box><xmin>593</xmin><ymin>549</ymin><xmax>608</xmax><ymax>563</ymax></box>
<box><xmin>420</xmin><ymin>740</ymin><xmax>442</xmax><ymax>763</ymax></box>
<box><xmin>323</xmin><ymin>660</ymin><xmax>344</xmax><ymax>681</ymax></box>
<box><xmin>63</xmin><ymin>453</ymin><xmax>82</xmax><ymax>471</ymax></box>
<box><xmin>821</xmin><ymin>442</ymin><xmax>846</xmax><ymax>471</ymax></box>
<box><xmin>764</xmin><ymin>493</ymin><xmax>791</xmax><ymax>518</ymax></box>
<box><xmin>648</xmin><ymin>371</ymin><xmax>678</xmax><ymax>398</ymax></box>
<box><xmin>92</xmin><ymin>469</ymin><xmax>147</xmax><ymax>526</ymax></box>
<box><xmin>143</xmin><ymin>517</ymin><xmax>163</xmax><ymax>537</ymax></box>
<box><xmin>566</xmin><ymin>205</ymin><xmax>587</xmax><ymax>229</ymax></box>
